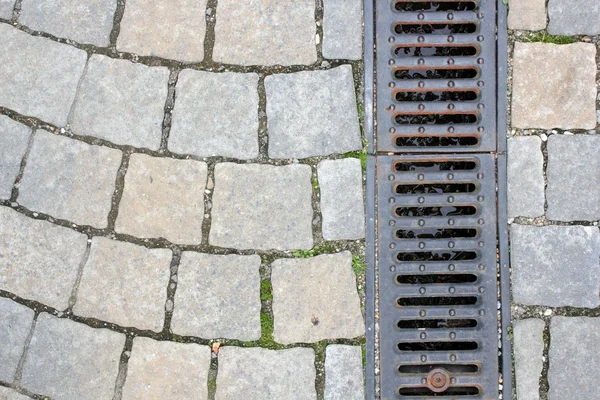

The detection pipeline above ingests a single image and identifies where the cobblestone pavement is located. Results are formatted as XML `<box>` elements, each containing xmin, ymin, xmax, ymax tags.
<box><xmin>0</xmin><ymin>1</ymin><xmax>366</xmax><ymax>399</ymax></box>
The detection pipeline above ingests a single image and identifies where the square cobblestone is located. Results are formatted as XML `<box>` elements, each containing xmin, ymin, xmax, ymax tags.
<box><xmin>266</xmin><ymin>66</ymin><xmax>362</xmax><ymax>159</ymax></box>
<box><xmin>514</xmin><ymin>319</ymin><xmax>545</xmax><ymax>400</ymax></box>
<box><xmin>271</xmin><ymin>252</ymin><xmax>364</xmax><ymax>344</ymax></box>
<box><xmin>0</xmin><ymin>387</ymin><xmax>31</xmax><ymax>400</ymax></box>
<box><xmin>171</xmin><ymin>253</ymin><xmax>261</xmax><ymax>340</ymax></box>
<box><xmin>71</xmin><ymin>55</ymin><xmax>169</xmax><ymax>150</ymax></box>
<box><xmin>21</xmin><ymin>314</ymin><xmax>124</xmax><ymax>400</ymax></box>
<box><xmin>115</xmin><ymin>154</ymin><xmax>207</xmax><ymax>244</ymax></box>
<box><xmin>169</xmin><ymin>71</ymin><xmax>259</xmax><ymax>159</ymax></box>
<box><xmin>324</xmin><ymin>345</ymin><xmax>364</xmax><ymax>400</ymax></box>
<box><xmin>73</xmin><ymin>237</ymin><xmax>171</xmax><ymax>331</ymax></box>
<box><xmin>510</xmin><ymin>225</ymin><xmax>600</xmax><ymax>307</ymax></box>
<box><xmin>0</xmin><ymin>0</ymin><xmax>14</xmax><ymax>18</ymax></box>
<box><xmin>209</xmin><ymin>163</ymin><xmax>313</xmax><ymax>250</ymax></box>
<box><xmin>0</xmin><ymin>298</ymin><xmax>34</xmax><ymax>383</ymax></box>
<box><xmin>548</xmin><ymin>0</ymin><xmax>600</xmax><ymax>35</ymax></box>
<box><xmin>323</xmin><ymin>0</ymin><xmax>362</xmax><ymax>60</ymax></box>
<box><xmin>507</xmin><ymin>136</ymin><xmax>545</xmax><ymax>218</ymax></box>
<box><xmin>508</xmin><ymin>0</ymin><xmax>547</xmax><ymax>30</ymax></box>
<box><xmin>213</xmin><ymin>0</ymin><xmax>317</xmax><ymax>66</ymax></box>
<box><xmin>0</xmin><ymin>116</ymin><xmax>30</xmax><ymax>200</ymax></box>
<box><xmin>18</xmin><ymin>130</ymin><xmax>122</xmax><ymax>228</ymax></box>
<box><xmin>0</xmin><ymin>24</ymin><xmax>87</xmax><ymax>126</ymax></box>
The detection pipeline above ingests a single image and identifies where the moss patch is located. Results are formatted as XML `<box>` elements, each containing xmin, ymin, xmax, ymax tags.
<box><xmin>351</xmin><ymin>255</ymin><xmax>366</xmax><ymax>276</ymax></box>
<box><xmin>521</xmin><ymin>32</ymin><xmax>575</xmax><ymax>44</ymax></box>
<box><xmin>260</xmin><ymin>280</ymin><xmax>273</xmax><ymax>301</ymax></box>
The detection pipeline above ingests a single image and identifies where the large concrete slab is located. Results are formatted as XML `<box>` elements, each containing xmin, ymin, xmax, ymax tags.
<box><xmin>0</xmin><ymin>298</ymin><xmax>34</xmax><ymax>383</ymax></box>
<box><xmin>324</xmin><ymin>345</ymin><xmax>365</xmax><ymax>400</ymax></box>
<box><xmin>322</xmin><ymin>0</ymin><xmax>363</xmax><ymax>60</ymax></box>
<box><xmin>548</xmin><ymin>0</ymin><xmax>600</xmax><ymax>35</ymax></box>
<box><xmin>0</xmin><ymin>116</ymin><xmax>31</xmax><ymax>200</ymax></box>
<box><xmin>514</xmin><ymin>319</ymin><xmax>545</xmax><ymax>400</ymax></box>
<box><xmin>507</xmin><ymin>136</ymin><xmax>545</xmax><ymax>218</ymax></box>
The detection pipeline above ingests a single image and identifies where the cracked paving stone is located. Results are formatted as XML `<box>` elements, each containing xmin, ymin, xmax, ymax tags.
<box><xmin>508</xmin><ymin>0</ymin><xmax>547</xmax><ymax>30</ymax></box>
<box><xmin>266</xmin><ymin>66</ymin><xmax>362</xmax><ymax>159</ymax></box>
<box><xmin>323</xmin><ymin>0</ymin><xmax>363</xmax><ymax>60</ymax></box>
<box><xmin>507</xmin><ymin>136</ymin><xmax>544</xmax><ymax>218</ymax></box>
<box><xmin>171</xmin><ymin>253</ymin><xmax>261</xmax><ymax>340</ymax></box>
<box><xmin>122</xmin><ymin>337</ymin><xmax>211</xmax><ymax>400</ymax></box>
<box><xmin>0</xmin><ymin>116</ymin><xmax>31</xmax><ymax>200</ymax></box>
<box><xmin>0</xmin><ymin>24</ymin><xmax>87</xmax><ymax>126</ymax></box>
<box><xmin>324</xmin><ymin>345</ymin><xmax>365</xmax><ymax>400</ymax></box>
<box><xmin>18</xmin><ymin>130</ymin><xmax>122</xmax><ymax>228</ymax></box>
<box><xmin>0</xmin><ymin>0</ymin><xmax>14</xmax><ymax>18</ymax></box>
<box><xmin>71</xmin><ymin>55</ymin><xmax>169</xmax><ymax>150</ymax></box>
<box><xmin>514</xmin><ymin>319</ymin><xmax>545</xmax><ymax>400</ymax></box>
<box><xmin>21</xmin><ymin>313</ymin><xmax>124</xmax><ymax>400</ymax></box>
<box><xmin>0</xmin><ymin>387</ymin><xmax>31</xmax><ymax>400</ymax></box>
<box><xmin>271</xmin><ymin>252</ymin><xmax>364</xmax><ymax>344</ymax></box>
<box><xmin>548</xmin><ymin>0</ymin><xmax>600</xmax><ymax>35</ymax></box>
<box><xmin>0</xmin><ymin>298</ymin><xmax>34</xmax><ymax>383</ymax></box>
<box><xmin>216</xmin><ymin>347</ymin><xmax>316</xmax><ymax>400</ymax></box>
<box><xmin>0</xmin><ymin>207</ymin><xmax>88</xmax><ymax>310</ymax></box>
<box><xmin>73</xmin><ymin>237</ymin><xmax>172</xmax><ymax>332</ymax></box>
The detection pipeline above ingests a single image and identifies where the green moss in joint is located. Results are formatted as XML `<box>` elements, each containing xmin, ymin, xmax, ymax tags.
<box><xmin>352</xmin><ymin>255</ymin><xmax>367</xmax><ymax>276</ymax></box>
<box><xmin>521</xmin><ymin>32</ymin><xmax>575</xmax><ymax>44</ymax></box>
<box><xmin>260</xmin><ymin>280</ymin><xmax>273</xmax><ymax>301</ymax></box>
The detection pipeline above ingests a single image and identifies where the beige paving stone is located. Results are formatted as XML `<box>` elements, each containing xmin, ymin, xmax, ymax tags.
<box><xmin>508</xmin><ymin>0</ymin><xmax>547</xmax><ymax>31</ymax></box>
<box><xmin>0</xmin><ymin>387</ymin><xmax>31</xmax><ymax>400</ymax></box>
<box><xmin>0</xmin><ymin>116</ymin><xmax>31</xmax><ymax>200</ymax></box>
<box><xmin>0</xmin><ymin>298</ymin><xmax>34</xmax><ymax>383</ymax></box>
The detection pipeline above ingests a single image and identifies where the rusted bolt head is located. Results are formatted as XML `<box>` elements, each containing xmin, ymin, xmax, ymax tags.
<box><xmin>427</xmin><ymin>368</ymin><xmax>451</xmax><ymax>393</ymax></box>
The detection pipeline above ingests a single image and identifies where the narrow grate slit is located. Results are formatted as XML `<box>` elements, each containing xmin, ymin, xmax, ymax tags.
<box><xmin>397</xmin><ymin>296</ymin><xmax>478</xmax><ymax>306</ymax></box>
<box><xmin>395</xmin><ymin>183</ymin><xmax>477</xmax><ymax>194</ymax></box>
<box><xmin>394</xmin><ymin>205</ymin><xmax>477</xmax><ymax>217</ymax></box>
<box><xmin>397</xmin><ymin>318</ymin><xmax>478</xmax><ymax>329</ymax></box>
<box><xmin>397</xmin><ymin>341</ymin><xmax>479</xmax><ymax>351</ymax></box>
<box><xmin>394</xmin><ymin>68</ymin><xmax>479</xmax><ymax>80</ymax></box>
<box><xmin>394</xmin><ymin>160</ymin><xmax>478</xmax><ymax>171</ymax></box>
<box><xmin>395</xmin><ymin>228</ymin><xmax>478</xmax><ymax>239</ymax></box>
<box><xmin>396</xmin><ymin>251</ymin><xmax>478</xmax><ymax>261</ymax></box>
<box><xmin>396</xmin><ymin>274</ymin><xmax>478</xmax><ymax>284</ymax></box>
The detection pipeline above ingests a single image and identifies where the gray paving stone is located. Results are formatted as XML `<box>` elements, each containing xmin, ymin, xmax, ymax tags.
<box><xmin>508</xmin><ymin>0</ymin><xmax>547</xmax><ymax>30</ymax></box>
<box><xmin>0</xmin><ymin>298</ymin><xmax>34</xmax><ymax>383</ymax></box>
<box><xmin>514</xmin><ymin>319</ymin><xmax>545</xmax><ymax>400</ymax></box>
<box><xmin>171</xmin><ymin>253</ymin><xmax>261</xmax><ymax>340</ymax></box>
<box><xmin>216</xmin><ymin>347</ymin><xmax>316</xmax><ymax>400</ymax></box>
<box><xmin>73</xmin><ymin>237</ymin><xmax>171</xmax><ymax>331</ymax></box>
<box><xmin>324</xmin><ymin>345</ymin><xmax>364</xmax><ymax>400</ymax></box>
<box><xmin>0</xmin><ymin>387</ymin><xmax>31</xmax><ymax>400</ymax></box>
<box><xmin>209</xmin><ymin>163</ymin><xmax>313</xmax><ymax>250</ymax></box>
<box><xmin>0</xmin><ymin>116</ymin><xmax>30</xmax><ymax>200</ymax></box>
<box><xmin>318</xmin><ymin>158</ymin><xmax>365</xmax><ymax>240</ymax></box>
<box><xmin>18</xmin><ymin>130</ymin><xmax>122</xmax><ymax>228</ymax></box>
<box><xmin>547</xmin><ymin>135</ymin><xmax>600</xmax><ymax>221</ymax></box>
<box><xmin>213</xmin><ymin>0</ymin><xmax>317</xmax><ymax>66</ymax></box>
<box><xmin>323</xmin><ymin>0</ymin><xmax>362</xmax><ymax>60</ymax></box>
<box><xmin>117</xmin><ymin>0</ymin><xmax>207</xmax><ymax>62</ymax></box>
<box><xmin>122</xmin><ymin>337</ymin><xmax>210</xmax><ymax>400</ymax></box>
<box><xmin>0</xmin><ymin>24</ymin><xmax>87</xmax><ymax>126</ymax></box>
<box><xmin>549</xmin><ymin>317</ymin><xmax>600</xmax><ymax>400</ymax></box>
<box><xmin>266</xmin><ymin>66</ymin><xmax>362</xmax><ymax>158</ymax></box>
<box><xmin>71</xmin><ymin>55</ymin><xmax>169</xmax><ymax>150</ymax></box>
<box><xmin>0</xmin><ymin>207</ymin><xmax>88</xmax><ymax>310</ymax></box>
<box><xmin>20</xmin><ymin>0</ymin><xmax>117</xmax><ymax>46</ymax></box>
<box><xmin>511</xmin><ymin>42</ymin><xmax>597</xmax><ymax>129</ymax></box>
<box><xmin>510</xmin><ymin>225</ymin><xmax>600</xmax><ymax>307</ymax></box>
<box><xmin>507</xmin><ymin>136</ymin><xmax>544</xmax><ymax>218</ymax></box>
<box><xmin>169</xmin><ymin>71</ymin><xmax>259</xmax><ymax>159</ymax></box>
<box><xmin>0</xmin><ymin>0</ymin><xmax>14</xmax><ymax>19</ymax></box>
<box><xmin>21</xmin><ymin>314</ymin><xmax>124</xmax><ymax>400</ymax></box>
<box><xmin>115</xmin><ymin>154</ymin><xmax>207</xmax><ymax>244</ymax></box>
<box><xmin>272</xmin><ymin>252</ymin><xmax>364</xmax><ymax>344</ymax></box>
<box><xmin>548</xmin><ymin>0</ymin><xmax>600</xmax><ymax>35</ymax></box>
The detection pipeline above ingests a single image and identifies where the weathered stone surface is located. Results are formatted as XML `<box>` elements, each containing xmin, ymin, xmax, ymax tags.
<box><xmin>0</xmin><ymin>298</ymin><xmax>34</xmax><ymax>383</ymax></box>
<box><xmin>318</xmin><ymin>158</ymin><xmax>365</xmax><ymax>240</ymax></box>
<box><xmin>216</xmin><ymin>347</ymin><xmax>316</xmax><ymax>400</ymax></box>
<box><xmin>547</xmin><ymin>135</ymin><xmax>600</xmax><ymax>221</ymax></box>
<box><xmin>512</xmin><ymin>43</ymin><xmax>597</xmax><ymax>129</ymax></box>
<box><xmin>122</xmin><ymin>338</ymin><xmax>211</xmax><ymax>400</ymax></box>
<box><xmin>18</xmin><ymin>130</ymin><xmax>121</xmax><ymax>228</ymax></box>
<box><xmin>548</xmin><ymin>0</ymin><xmax>600</xmax><ymax>35</ymax></box>
<box><xmin>266</xmin><ymin>66</ymin><xmax>362</xmax><ymax>158</ymax></box>
<box><xmin>213</xmin><ymin>0</ymin><xmax>317</xmax><ymax>66</ymax></box>
<box><xmin>21</xmin><ymin>314</ymin><xmax>124</xmax><ymax>400</ymax></box>
<box><xmin>117</xmin><ymin>0</ymin><xmax>207</xmax><ymax>62</ymax></box>
<box><xmin>20</xmin><ymin>0</ymin><xmax>117</xmax><ymax>46</ymax></box>
<box><xmin>169</xmin><ymin>71</ymin><xmax>259</xmax><ymax>159</ymax></box>
<box><xmin>115</xmin><ymin>154</ymin><xmax>207</xmax><ymax>244</ymax></box>
<box><xmin>0</xmin><ymin>387</ymin><xmax>31</xmax><ymax>400</ymax></box>
<box><xmin>549</xmin><ymin>317</ymin><xmax>600</xmax><ymax>400</ymax></box>
<box><xmin>0</xmin><ymin>0</ymin><xmax>14</xmax><ymax>19</ymax></box>
<box><xmin>71</xmin><ymin>55</ymin><xmax>169</xmax><ymax>150</ymax></box>
<box><xmin>171</xmin><ymin>253</ymin><xmax>261</xmax><ymax>340</ymax></box>
<box><xmin>324</xmin><ymin>345</ymin><xmax>364</xmax><ymax>400</ymax></box>
<box><xmin>272</xmin><ymin>252</ymin><xmax>364</xmax><ymax>343</ymax></box>
<box><xmin>0</xmin><ymin>207</ymin><xmax>88</xmax><ymax>310</ymax></box>
<box><xmin>507</xmin><ymin>136</ymin><xmax>544</xmax><ymax>218</ymax></box>
<box><xmin>508</xmin><ymin>0</ymin><xmax>547</xmax><ymax>30</ymax></box>
<box><xmin>323</xmin><ymin>0</ymin><xmax>362</xmax><ymax>60</ymax></box>
<box><xmin>209</xmin><ymin>163</ymin><xmax>313</xmax><ymax>250</ymax></box>
<box><xmin>73</xmin><ymin>237</ymin><xmax>171</xmax><ymax>331</ymax></box>
<box><xmin>0</xmin><ymin>116</ymin><xmax>30</xmax><ymax>200</ymax></box>
<box><xmin>0</xmin><ymin>24</ymin><xmax>87</xmax><ymax>126</ymax></box>
<box><xmin>514</xmin><ymin>319</ymin><xmax>545</xmax><ymax>400</ymax></box>
<box><xmin>510</xmin><ymin>225</ymin><xmax>600</xmax><ymax>307</ymax></box>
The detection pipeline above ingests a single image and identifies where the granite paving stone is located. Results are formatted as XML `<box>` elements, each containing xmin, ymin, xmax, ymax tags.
<box><xmin>0</xmin><ymin>0</ymin><xmax>14</xmax><ymax>19</ymax></box>
<box><xmin>507</xmin><ymin>136</ymin><xmax>545</xmax><ymax>218</ymax></box>
<box><xmin>73</xmin><ymin>237</ymin><xmax>172</xmax><ymax>331</ymax></box>
<box><xmin>0</xmin><ymin>207</ymin><xmax>88</xmax><ymax>310</ymax></box>
<box><xmin>209</xmin><ymin>163</ymin><xmax>313</xmax><ymax>250</ymax></box>
<box><xmin>0</xmin><ymin>298</ymin><xmax>34</xmax><ymax>383</ymax></box>
<box><xmin>213</xmin><ymin>0</ymin><xmax>317</xmax><ymax>66</ymax></box>
<box><xmin>271</xmin><ymin>252</ymin><xmax>364</xmax><ymax>344</ymax></box>
<box><xmin>0</xmin><ymin>24</ymin><xmax>87</xmax><ymax>126</ymax></box>
<box><xmin>511</xmin><ymin>42</ymin><xmax>597</xmax><ymax>129</ymax></box>
<box><xmin>122</xmin><ymin>338</ymin><xmax>211</xmax><ymax>400</ymax></box>
<box><xmin>318</xmin><ymin>158</ymin><xmax>365</xmax><ymax>240</ymax></box>
<box><xmin>70</xmin><ymin>55</ymin><xmax>169</xmax><ymax>150</ymax></box>
<box><xmin>266</xmin><ymin>66</ymin><xmax>362</xmax><ymax>158</ymax></box>
<box><xmin>0</xmin><ymin>116</ymin><xmax>31</xmax><ymax>200</ymax></box>
<box><xmin>216</xmin><ymin>347</ymin><xmax>316</xmax><ymax>400</ymax></box>
<box><xmin>548</xmin><ymin>0</ymin><xmax>600</xmax><ymax>36</ymax></box>
<box><xmin>169</xmin><ymin>71</ymin><xmax>259</xmax><ymax>159</ymax></box>
<box><xmin>324</xmin><ymin>345</ymin><xmax>365</xmax><ymax>400</ymax></box>
<box><xmin>18</xmin><ymin>130</ymin><xmax>122</xmax><ymax>228</ymax></box>
<box><xmin>117</xmin><ymin>0</ymin><xmax>208</xmax><ymax>62</ymax></box>
<box><xmin>323</xmin><ymin>0</ymin><xmax>362</xmax><ymax>60</ymax></box>
<box><xmin>0</xmin><ymin>387</ymin><xmax>31</xmax><ymax>400</ymax></box>
<box><xmin>510</xmin><ymin>225</ymin><xmax>600</xmax><ymax>307</ymax></box>
<box><xmin>171</xmin><ymin>253</ymin><xmax>261</xmax><ymax>340</ymax></box>
<box><xmin>508</xmin><ymin>0</ymin><xmax>547</xmax><ymax>31</ymax></box>
<box><xmin>21</xmin><ymin>314</ymin><xmax>124</xmax><ymax>400</ymax></box>
<box><xmin>546</xmin><ymin>135</ymin><xmax>600</xmax><ymax>221</ymax></box>
<box><xmin>514</xmin><ymin>319</ymin><xmax>545</xmax><ymax>400</ymax></box>
<box><xmin>20</xmin><ymin>0</ymin><xmax>117</xmax><ymax>46</ymax></box>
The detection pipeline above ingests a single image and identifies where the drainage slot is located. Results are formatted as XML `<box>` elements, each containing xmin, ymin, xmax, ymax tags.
<box><xmin>394</xmin><ymin>45</ymin><xmax>478</xmax><ymax>57</ymax></box>
<box><xmin>394</xmin><ymin>206</ymin><xmax>477</xmax><ymax>217</ymax></box>
<box><xmin>397</xmin><ymin>274</ymin><xmax>478</xmax><ymax>284</ymax></box>
<box><xmin>395</xmin><ymin>114</ymin><xmax>478</xmax><ymax>124</ymax></box>
<box><xmin>398</xmin><ymin>364</ymin><xmax>479</xmax><ymax>374</ymax></box>
<box><xmin>394</xmin><ymin>68</ymin><xmax>479</xmax><ymax>80</ymax></box>
<box><xmin>396</xmin><ymin>251</ymin><xmax>478</xmax><ymax>261</ymax></box>
<box><xmin>396</xmin><ymin>228</ymin><xmax>478</xmax><ymax>239</ymax></box>
<box><xmin>398</xmin><ymin>341</ymin><xmax>478</xmax><ymax>351</ymax></box>
<box><xmin>394</xmin><ymin>23</ymin><xmax>477</xmax><ymax>34</ymax></box>
<box><xmin>395</xmin><ymin>136</ymin><xmax>479</xmax><ymax>147</ymax></box>
<box><xmin>394</xmin><ymin>160</ymin><xmax>478</xmax><ymax>172</ymax></box>
<box><xmin>395</xmin><ymin>91</ymin><xmax>478</xmax><ymax>102</ymax></box>
<box><xmin>397</xmin><ymin>318</ymin><xmax>478</xmax><ymax>329</ymax></box>
<box><xmin>395</xmin><ymin>183</ymin><xmax>477</xmax><ymax>194</ymax></box>
<box><xmin>394</xmin><ymin>1</ymin><xmax>477</xmax><ymax>12</ymax></box>
<box><xmin>398</xmin><ymin>387</ymin><xmax>480</xmax><ymax>396</ymax></box>
<box><xmin>397</xmin><ymin>296</ymin><xmax>478</xmax><ymax>306</ymax></box>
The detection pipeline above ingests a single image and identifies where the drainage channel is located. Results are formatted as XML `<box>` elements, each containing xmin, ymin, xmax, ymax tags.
<box><xmin>364</xmin><ymin>0</ymin><xmax>511</xmax><ymax>399</ymax></box>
